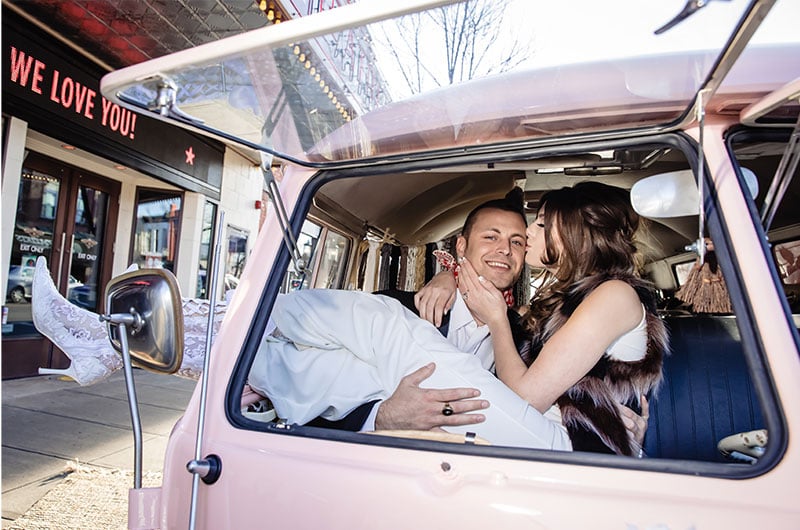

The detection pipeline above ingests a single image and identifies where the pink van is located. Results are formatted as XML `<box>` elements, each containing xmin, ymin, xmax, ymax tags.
<box><xmin>97</xmin><ymin>1</ymin><xmax>800</xmax><ymax>528</ymax></box>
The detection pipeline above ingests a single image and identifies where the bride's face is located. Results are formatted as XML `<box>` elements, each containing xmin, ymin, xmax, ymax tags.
<box><xmin>525</xmin><ymin>208</ymin><xmax>559</xmax><ymax>269</ymax></box>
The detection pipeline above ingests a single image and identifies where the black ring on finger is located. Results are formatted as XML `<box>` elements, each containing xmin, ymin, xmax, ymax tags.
<box><xmin>442</xmin><ymin>402</ymin><xmax>454</xmax><ymax>416</ymax></box>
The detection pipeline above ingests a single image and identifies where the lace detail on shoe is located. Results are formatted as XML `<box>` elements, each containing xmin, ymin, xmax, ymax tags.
<box><xmin>32</xmin><ymin>257</ymin><xmax>228</xmax><ymax>385</ymax></box>
<box><xmin>32</xmin><ymin>257</ymin><xmax>122</xmax><ymax>386</ymax></box>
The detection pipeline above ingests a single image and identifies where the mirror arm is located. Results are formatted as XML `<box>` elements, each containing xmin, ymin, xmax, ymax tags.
<box><xmin>98</xmin><ymin>313</ymin><xmax>144</xmax><ymax>489</ymax></box>
<box><xmin>100</xmin><ymin>310</ymin><xmax>145</xmax><ymax>332</ymax></box>
<box><xmin>262</xmin><ymin>164</ymin><xmax>308</xmax><ymax>274</ymax></box>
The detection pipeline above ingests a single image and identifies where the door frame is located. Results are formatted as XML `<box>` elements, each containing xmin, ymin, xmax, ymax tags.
<box><xmin>1</xmin><ymin>151</ymin><xmax>120</xmax><ymax>379</ymax></box>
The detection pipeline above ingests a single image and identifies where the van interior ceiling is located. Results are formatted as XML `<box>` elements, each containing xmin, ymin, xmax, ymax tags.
<box><xmin>303</xmin><ymin>137</ymin><xmax>798</xmax><ymax>298</ymax></box>
<box><xmin>309</xmin><ymin>145</ymin><xmax>698</xmax><ymax>293</ymax></box>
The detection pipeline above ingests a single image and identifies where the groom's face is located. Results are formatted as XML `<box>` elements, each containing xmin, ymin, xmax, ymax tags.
<box><xmin>456</xmin><ymin>208</ymin><xmax>526</xmax><ymax>291</ymax></box>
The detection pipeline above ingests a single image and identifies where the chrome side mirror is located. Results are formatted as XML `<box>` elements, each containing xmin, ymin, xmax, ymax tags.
<box><xmin>104</xmin><ymin>268</ymin><xmax>184</xmax><ymax>374</ymax></box>
<box><xmin>102</xmin><ymin>267</ymin><xmax>184</xmax><ymax>491</ymax></box>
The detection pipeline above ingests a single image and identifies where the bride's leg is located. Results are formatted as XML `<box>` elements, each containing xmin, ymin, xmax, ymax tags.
<box><xmin>32</xmin><ymin>256</ymin><xmax>229</xmax><ymax>384</ymax></box>
<box><xmin>179</xmin><ymin>297</ymin><xmax>228</xmax><ymax>380</ymax></box>
<box><xmin>262</xmin><ymin>289</ymin><xmax>571</xmax><ymax>450</ymax></box>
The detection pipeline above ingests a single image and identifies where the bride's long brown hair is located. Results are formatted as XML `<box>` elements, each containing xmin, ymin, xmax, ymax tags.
<box><xmin>523</xmin><ymin>182</ymin><xmax>643</xmax><ymax>352</ymax></box>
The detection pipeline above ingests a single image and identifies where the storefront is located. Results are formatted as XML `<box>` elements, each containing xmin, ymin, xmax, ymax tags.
<box><xmin>2</xmin><ymin>11</ymin><xmax>264</xmax><ymax>380</ymax></box>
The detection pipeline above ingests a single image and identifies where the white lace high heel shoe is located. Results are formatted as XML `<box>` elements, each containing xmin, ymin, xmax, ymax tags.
<box><xmin>38</xmin><ymin>364</ymin><xmax>82</xmax><ymax>381</ymax></box>
<box><xmin>32</xmin><ymin>256</ymin><xmax>124</xmax><ymax>385</ymax></box>
<box><xmin>32</xmin><ymin>257</ymin><xmax>228</xmax><ymax>385</ymax></box>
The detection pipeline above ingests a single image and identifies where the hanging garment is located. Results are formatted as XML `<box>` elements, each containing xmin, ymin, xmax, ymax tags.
<box><xmin>378</xmin><ymin>243</ymin><xmax>392</xmax><ymax>291</ymax></box>
<box><xmin>362</xmin><ymin>240</ymin><xmax>381</xmax><ymax>292</ymax></box>
<box><xmin>396</xmin><ymin>246</ymin><xmax>409</xmax><ymax>290</ymax></box>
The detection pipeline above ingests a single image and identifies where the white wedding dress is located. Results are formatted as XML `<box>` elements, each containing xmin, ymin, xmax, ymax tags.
<box><xmin>32</xmin><ymin>257</ymin><xmax>225</xmax><ymax>385</ymax></box>
<box><xmin>249</xmin><ymin>289</ymin><xmax>572</xmax><ymax>450</ymax></box>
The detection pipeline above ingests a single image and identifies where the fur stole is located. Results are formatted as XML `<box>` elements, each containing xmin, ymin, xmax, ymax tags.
<box><xmin>530</xmin><ymin>273</ymin><xmax>668</xmax><ymax>456</ymax></box>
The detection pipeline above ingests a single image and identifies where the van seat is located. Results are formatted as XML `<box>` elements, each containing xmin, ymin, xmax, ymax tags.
<box><xmin>643</xmin><ymin>315</ymin><xmax>765</xmax><ymax>462</ymax></box>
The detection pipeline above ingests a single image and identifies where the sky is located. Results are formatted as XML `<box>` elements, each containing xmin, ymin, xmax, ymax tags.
<box><xmin>509</xmin><ymin>0</ymin><xmax>800</xmax><ymax>68</ymax></box>
<box><xmin>369</xmin><ymin>0</ymin><xmax>800</xmax><ymax>99</ymax></box>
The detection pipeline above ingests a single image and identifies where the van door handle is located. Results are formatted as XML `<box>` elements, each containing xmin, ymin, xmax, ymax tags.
<box><xmin>187</xmin><ymin>454</ymin><xmax>222</xmax><ymax>485</ymax></box>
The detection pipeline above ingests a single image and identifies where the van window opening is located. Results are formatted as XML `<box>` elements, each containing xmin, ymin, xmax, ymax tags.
<box><xmin>234</xmin><ymin>137</ymin><xmax>781</xmax><ymax>477</ymax></box>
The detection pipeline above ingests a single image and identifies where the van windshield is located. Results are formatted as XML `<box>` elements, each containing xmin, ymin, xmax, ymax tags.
<box><xmin>101</xmin><ymin>0</ymin><xmax>797</xmax><ymax>166</ymax></box>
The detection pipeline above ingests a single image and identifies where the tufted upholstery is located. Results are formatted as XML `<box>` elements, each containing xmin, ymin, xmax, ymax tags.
<box><xmin>644</xmin><ymin>315</ymin><xmax>766</xmax><ymax>462</ymax></box>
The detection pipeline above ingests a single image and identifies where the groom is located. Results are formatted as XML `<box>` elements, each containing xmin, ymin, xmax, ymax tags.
<box><xmin>307</xmin><ymin>188</ymin><xmax>649</xmax><ymax>447</ymax></box>
<box><xmin>307</xmin><ymin>188</ymin><xmax>531</xmax><ymax>432</ymax></box>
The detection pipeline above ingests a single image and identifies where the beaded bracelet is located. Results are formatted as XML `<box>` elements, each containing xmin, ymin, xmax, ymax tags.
<box><xmin>432</xmin><ymin>250</ymin><xmax>458</xmax><ymax>275</ymax></box>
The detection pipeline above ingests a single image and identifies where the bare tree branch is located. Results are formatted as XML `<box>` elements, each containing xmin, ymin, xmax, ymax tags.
<box><xmin>376</xmin><ymin>0</ymin><xmax>531</xmax><ymax>96</ymax></box>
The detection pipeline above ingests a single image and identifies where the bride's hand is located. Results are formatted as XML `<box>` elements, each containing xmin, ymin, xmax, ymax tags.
<box><xmin>414</xmin><ymin>270</ymin><xmax>457</xmax><ymax>327</ymax></box>
<box><xmin>458</xmin><ymin>258</ymin><xmax>507</xmax><ymax>327</ymax></box>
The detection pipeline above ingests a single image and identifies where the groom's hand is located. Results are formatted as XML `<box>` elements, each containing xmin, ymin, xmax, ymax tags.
<box><xmin>375</xmin><ymin>363</ymin><xmax>489</xmax><ymax>430</ymax></box>
<box><xmin>414</xmin><ymin>271</ymin><xmax>457</xmax><ymax>328</ymax></box>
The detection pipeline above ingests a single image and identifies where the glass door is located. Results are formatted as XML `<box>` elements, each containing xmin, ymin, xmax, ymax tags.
<box><xmin>4</xmin><ymin>163</ymin><xmax>62</xmax><ymax>332</ymax></box>
<box><xmin>2</xmin><ymin>152</ymin><xmax>119</xmax><ymax>379</ymax></box>
<box><xmin>64</xmin><ymin>182</ymin><xmax>115</xmax><ymax>311</ymax></box>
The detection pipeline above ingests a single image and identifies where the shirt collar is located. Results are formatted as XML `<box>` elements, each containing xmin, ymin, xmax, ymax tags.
<box><xmin>450</xmin><ymin>290</ymin><xmax>480</xmax><ymax>332</ymax></box>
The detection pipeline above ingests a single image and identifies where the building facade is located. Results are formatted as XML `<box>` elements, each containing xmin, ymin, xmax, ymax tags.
<box><xmin>2</xmin><ymin>10</ymin><xmax>264</xmax><ymax>379</ymax></box>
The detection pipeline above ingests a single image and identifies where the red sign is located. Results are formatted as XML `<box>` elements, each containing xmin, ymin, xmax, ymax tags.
<box><xmin>3</xmin><ymin>16</ymin><xmax>224</xmax><ymax>199</ymax></box>
<box><xmin>8</xmin><ymin>46</ymin><xmax>139</xmax><ymax>141</ymax></box>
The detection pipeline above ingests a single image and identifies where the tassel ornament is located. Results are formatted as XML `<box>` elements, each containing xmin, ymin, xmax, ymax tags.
<box><xmin>675</xmin><ymin>253</ymin><xmax>732</xmax><ymax>314</ymax></box>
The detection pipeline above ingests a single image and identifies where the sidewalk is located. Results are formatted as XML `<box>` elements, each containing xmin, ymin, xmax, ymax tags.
<box><xmin>1</xmin><ymin>370</ymin><xmax>197</xmax><ymax>527</ymax></box>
